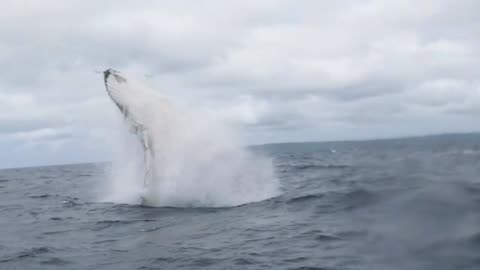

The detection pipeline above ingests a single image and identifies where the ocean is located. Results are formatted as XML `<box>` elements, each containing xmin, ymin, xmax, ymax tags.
<box><xmin>1</xmin><ymin>133</ymin><xmax>480</xmax><ymax>270</ymax></box>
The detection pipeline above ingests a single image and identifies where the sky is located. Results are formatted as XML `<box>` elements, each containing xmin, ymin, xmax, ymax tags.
<box><xmin>1</xmin><ymin>0</ymin><xmax>479</xmax><ymax>168</ymax></box>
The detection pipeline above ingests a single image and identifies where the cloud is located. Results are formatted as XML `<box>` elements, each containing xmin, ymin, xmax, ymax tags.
<box><xmin>0</xmin><ymin>0</ymin><xmax>479</xmax><ymax>167</ymax></box>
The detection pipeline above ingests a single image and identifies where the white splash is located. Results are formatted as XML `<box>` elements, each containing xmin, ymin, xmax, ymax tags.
<box><xmin>102</xmin><ymin>71</ymin><xmax>279</xmax><ymax>207</ymax></box>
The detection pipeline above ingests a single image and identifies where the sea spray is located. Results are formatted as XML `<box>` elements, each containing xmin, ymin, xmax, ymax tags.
<box><xmin>103</xmin><ymin>72</ymin><xmax>279</xmax><ymax>207</ymax></box>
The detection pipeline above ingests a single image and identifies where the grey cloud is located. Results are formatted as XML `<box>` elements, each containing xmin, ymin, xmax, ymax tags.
<box><xmin>0</xmin><ymin>119</ymin><xmax>68</xmax><ymax>134</ymax></box>
<box><xmin>1</xmin><ymin>0</ymin><xmax>480</xmax><ymax>167</ymax></box>
<box><xmin>8</xmin><ymin>128</ymin><xmax>73</xmax><ymax>143</ymax></box>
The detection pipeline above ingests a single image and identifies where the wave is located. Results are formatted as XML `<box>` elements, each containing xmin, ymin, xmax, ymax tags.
<box><xmin>292</xmin><ymin>164</ymin><xmax>350</xmax><ymax>170</ymax></box>
<box><xmin>0</xmin><ymin>247</ymin><xmax>52</xmax><ymax>263</ymax></box>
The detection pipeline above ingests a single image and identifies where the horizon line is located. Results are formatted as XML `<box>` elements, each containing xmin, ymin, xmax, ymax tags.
<box><xmin>2</xmin><ymin>131</ymin><xmax>480</xmax><ymax>170</ymax></box>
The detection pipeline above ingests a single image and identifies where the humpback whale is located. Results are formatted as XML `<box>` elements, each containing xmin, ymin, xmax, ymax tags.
<box><xmin>103</xmin><ymin>69</ymin><xmax>156</xmax><ymax>201</ymax></box>
<box><xmin>102</xmin><ymin>69</ymin><xmax>279</xmax><ymax>207</ymax></box>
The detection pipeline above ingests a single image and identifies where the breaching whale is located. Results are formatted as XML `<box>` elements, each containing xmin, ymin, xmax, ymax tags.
<box><xmin>102</xmin><ymin>69</ymin><xmax>279</xmax><ymax>207</ymax></box>
<box><xmin>103</xmin><ymin>69</ymin><xmax>156</xmax><ymax>202</ymax></box>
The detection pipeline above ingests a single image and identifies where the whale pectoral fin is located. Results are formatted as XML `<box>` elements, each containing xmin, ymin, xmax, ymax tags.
<box><xmin>136</xmin><ymin>128</ymin><xmax>153</xmax><ymax>206</ymax></box>
<box><xmin>140</xmin><ymin>128</ymin><xmax>154</xmax><ymax>189</ymax></box>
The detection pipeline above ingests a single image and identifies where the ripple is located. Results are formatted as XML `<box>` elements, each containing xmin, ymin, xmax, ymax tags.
<box><xmin>151</xmin><ymin>257</ymin><xmax>177</xmax><ymax>263</ymax></box>
<box><xmin>93</xmin><ymin>239</ymin><xmax>118</xmax><ymax>244</ymax></box>
<box><xmin>90</xmin><ymin>219</ymin><xmax>158</xmax><ymax>231</ymax></box>
<box><xmin>0</xmin><ymin>247</ymin><xmax>52</xmax><ymax>262</ymax></box>
<box><xmin>41</xmin><ymin>257</ymin><xmax>71</xmax><ymax>265</ymax></box>
<box><xmin>294</xmin><ymin>164</ymin><xmax>351</xmax><ymax>170</ymax></box>
<box><xmin>190</xmin><ymin>257</ymin><xmax>219</xmax><ymax>267</ymax></box>
<box><xmin>291</xmin><ymin>267</ymin><xmax>334</xmax><ymax>270</ymax></box>
<box><xmin>335</xmin><ymin>189</ymin><xmax>380</xmax><ymax>210</ymax></box>
<box><xmin>140</xmin><ymin>226</ymin><xmax>166</xmax><ymax>232</ymax></box>
<box><xmin>234</xmin><ymin>257</ymin><xmax>256</xmax><ymax>265</ymax></box>
<box><xmin>43</xmin><ymin>229</ymin><xmax>74</xmax><ymax>235</ymax></box>
<box><xmin>287</xmin><ymin>194</ymin><xmax>324</xmax><ymax>204</ymax></box>
<box><xmin>314</xmin><ymin>234</ymin><xmax>341</xmax><ymax>241</ymax></box>
<box><xmin>283</xmin><ymin>256</ymin><xmax>309</xmax><ymax>263</ymax></box>
<box><xmin>30</xmin><ymin>194</ymin><xmax>52</xmax><ymax>199</ymax></box>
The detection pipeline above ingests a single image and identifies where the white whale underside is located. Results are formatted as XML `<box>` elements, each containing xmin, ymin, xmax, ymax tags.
<box><xmin>103</xmin><ymin>69</ymin><xmax>162</xmax><ymax>203</ymax></box>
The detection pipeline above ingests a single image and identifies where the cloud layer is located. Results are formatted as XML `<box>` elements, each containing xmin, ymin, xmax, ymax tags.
<box><xmin>1</xmin><ymin>0</ymin><xmax>479</xmax><ymax>167</ymax></box>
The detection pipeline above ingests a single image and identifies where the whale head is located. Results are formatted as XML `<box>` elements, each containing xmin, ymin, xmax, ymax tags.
<box><xmin>103</xmin><ymin>69</ymin><xmax>130</xmax><ymax>115</ymax></box>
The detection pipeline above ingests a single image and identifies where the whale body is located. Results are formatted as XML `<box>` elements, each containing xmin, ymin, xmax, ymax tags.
<box><xmin>103</xmin><ymin>69</ymin><xmax>163</xmax><ymax>200</ymax></box>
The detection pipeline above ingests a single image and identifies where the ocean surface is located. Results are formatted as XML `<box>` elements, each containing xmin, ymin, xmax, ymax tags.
<box><xmin>1</xmin><ymin>133</ymin><xmax>480</xmax><ymax>270</ymax></box>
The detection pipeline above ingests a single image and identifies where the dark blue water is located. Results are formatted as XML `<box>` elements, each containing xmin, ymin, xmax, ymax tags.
<box><xmin>2</xmin><ymin>133</ymin><xmax>480</xmax><ymax>270</ymax></box>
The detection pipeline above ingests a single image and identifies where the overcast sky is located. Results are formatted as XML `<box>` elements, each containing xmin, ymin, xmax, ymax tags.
<box><xmin>1</xmin><ymin>0</ymin><xmax>479</xmax><ymax>168</ymax></box>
